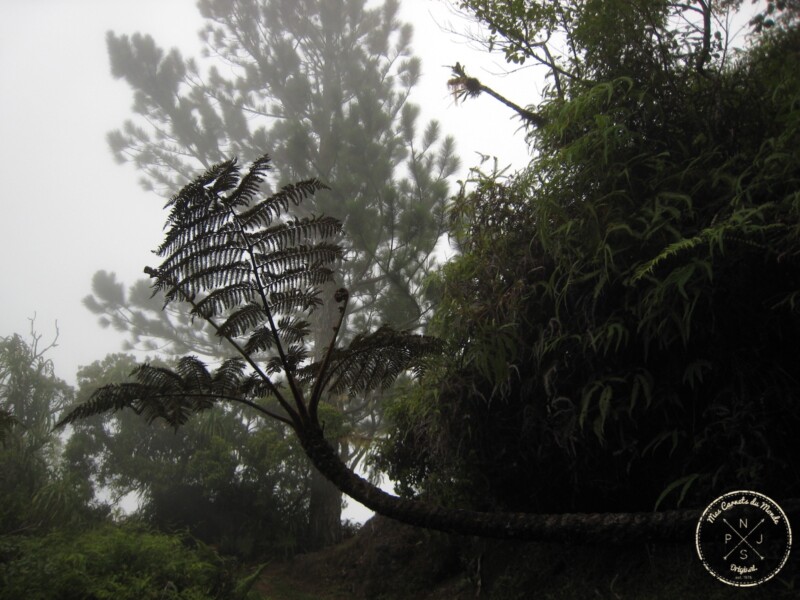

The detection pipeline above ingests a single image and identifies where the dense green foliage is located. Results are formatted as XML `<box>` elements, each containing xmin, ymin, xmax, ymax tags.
<box><xmin>66</xmin><ymin>354</ymin><xmax>314</xmax><ymax>558</ymax></box>
<box><xmin>0</xmin><ymin>525</ymin><xmax>262</xmax><ymax>600</ymax></box>
<box><xmin>0</xmin><ymin>337</ymin><xmax>265</xmax><ymax>596</ymax></box>
<box><xmin>378</xmin><ymin>4</ymin><xmax>800</xmax><ymax>514</ymax></box>
<box><xmin>0</xmin><ymin>328</ymin><xmax>100</xmax><ymax>533</ymax></box>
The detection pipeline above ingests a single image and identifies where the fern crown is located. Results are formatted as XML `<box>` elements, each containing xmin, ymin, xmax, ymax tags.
<box><xmin>151</xmin><ymin>154</ymin><xmax>341</xmax><ymax>319</ymax></box>
<box><xmin>57</xmin><ymin>154</ymin><xmax>442</xmax><ymax>431</ymax></box>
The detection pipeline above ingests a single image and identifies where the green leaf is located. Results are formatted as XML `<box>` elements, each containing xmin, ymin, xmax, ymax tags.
<box><xmin>654</xmin><ymin>473</ymin><xmax>699</xmax><ymax>511</ymax></box>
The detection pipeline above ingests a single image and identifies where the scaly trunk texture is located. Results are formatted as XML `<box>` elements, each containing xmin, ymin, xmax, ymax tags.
<box><xmin>299</xmin><ymin>424</ymin><xmax>800</xmax><ymax>543</ymax></box>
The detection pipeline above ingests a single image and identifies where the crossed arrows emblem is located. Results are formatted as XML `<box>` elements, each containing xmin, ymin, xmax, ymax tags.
<box><xmin>723</xmin><ymin>517</ymin><xmax>765</xmax><ymax>561</ymax></box>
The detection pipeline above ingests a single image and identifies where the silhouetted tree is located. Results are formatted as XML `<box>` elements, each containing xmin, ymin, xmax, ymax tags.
<box><xmin>88</xmin><ymin>0</ymin><xmax>458</xmax><ymax>548</ymax></box>
<box><xmin>59</xmin><ymin>154</ymin><xmax>774</xmax><ymax>544</ymax></box>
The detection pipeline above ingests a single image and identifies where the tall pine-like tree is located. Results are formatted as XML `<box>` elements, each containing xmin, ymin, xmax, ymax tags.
<box><xmin>89</xmin><ymin>0</ymin><xmax>458</xmax><ymax>548</ymax></box>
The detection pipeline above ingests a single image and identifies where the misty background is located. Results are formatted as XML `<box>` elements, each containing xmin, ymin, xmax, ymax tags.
<box><xmin>4</xmin><ymin>1</ymin><xmax>799</xmax><ymax>596</ymax></box>
<box><xmin>0</xmin><ymin>0</ymin><xmax>535</xmax><ymax>525</ymax></box>
<box><xmin>0</xmin><ymin>0</ymin><xmax>531</xmax><ymax>387</ymax></box>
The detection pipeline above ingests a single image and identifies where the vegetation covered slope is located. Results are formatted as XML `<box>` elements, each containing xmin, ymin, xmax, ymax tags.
<box><xmin>378</xmin><ymin>2</ymin><xmax>800</xmax><ymax>520</ymax></box>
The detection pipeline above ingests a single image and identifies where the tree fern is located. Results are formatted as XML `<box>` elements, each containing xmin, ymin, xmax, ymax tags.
<box><xmin>56</xmin><ymin>155</ymin><xmax>768</xmax><ymax>543</ymax></box>
<box><xmin>58</xmin><ymin>154</ymin><xmax>440</xmax><ymax>434</ymax></box>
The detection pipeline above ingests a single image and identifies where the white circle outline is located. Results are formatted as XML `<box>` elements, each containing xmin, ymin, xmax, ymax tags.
<box><xmin>695</xmin><ymin>490</ymin><xmax>792</xmax><ymax>587</ymax></box>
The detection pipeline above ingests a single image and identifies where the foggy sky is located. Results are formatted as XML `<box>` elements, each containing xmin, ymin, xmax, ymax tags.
<box><xmin>0</xmin><ymin>0</ymin><xmax>532</xmax><ymax>387</ymax></box>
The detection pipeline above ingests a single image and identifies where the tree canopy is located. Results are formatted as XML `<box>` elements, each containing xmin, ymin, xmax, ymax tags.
<box><xmin>65</xmin><ymin>352</ymin><xmax>315</xmax><ymax>558</ymax></box>
<box><xmin>0</xmin><ymin>325</ymin><xmax>91</xmax><ymax>533</ymax></box>
<box><xmin>0</xmin><ymin>332</ymin><xmax>263</xmax><ymax>597</ymax></box>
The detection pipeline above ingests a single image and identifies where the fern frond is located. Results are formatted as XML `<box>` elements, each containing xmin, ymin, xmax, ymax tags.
<box><xmin>224</xmin><ymin>154</ymin><xmax>272</xmax><ymax>208</ymax></box>
<box><xmin>160</xmin><ymin>231</ymin><xmax>238</xmax><ymax>267</ymax></box>
<box><xmin>159</xmin><ymin>205</ymin><xmax>233</xmax><ymax>257</ymax></box>
<box><xmin>146</xmin><ymin>157</ymin><xmax>339</xmax><ymax>335</ymax></box>
<box><xmin>169</xmin><ymin>262</ymin><xmax>251</xmax><ymax>299</ymax></box>
<box><xmin>316</xmin><ymin>326</ymin><xmax>444</xmax><ymax>395</ymax></box>
<box><xmin>132</xmin><ymin>363</ymin><xmax>184</xmax><ymax>391</ymax></box>
<box><xmin>238</xmin><ymin>179</ymin><xmax>327</xmax><ymax>229</ymax></box>
<box><xmin>176</xmin><ymin>356</ymin><xmax>212</xmax><ymax>390</ymax></box>
<box><xmin>633</xmin><ymin>236</ymin><xmax>706</xmax><ymax>281</ymax></box>
<box><xmin>266</xmin><ymin>266</ymin><xmax>335</xmax><ymax>294</ymax></box>
<box><xmin>632</xmin><ymin>216</ymin><xmax>781</xmax><ymax>282</ymax></box>
<box><xmin>210</xmin><ymin>158</ymin><xmax>242</xmax><ymax>196</ymax></box>
<box><xmin>244</xmin><ymin>327</ymin><xmax>279</xmax><ymax>354</ymax></box>
<box><xmin>218</xmin><ymin>303</ymin><xmax>268</xmax><ymax>338</ymax></box>
<box><xmin>267</xmin><ymin>289</ymin><xmax>323</xmax><ymax>313</ymax></box>
<box><xmin>250</xmin><ymin>216</ymin><xmax>342</xmax><ymax>251</ymax></box>
<box><xmin>165</xmin><ymin>158</ymin><xmax>237</xmax><ymax>212</ymax></box>
<box><xmin>56</xmin><ymin>358</ymin><xmax>257</xmax><ymax>431</ymax></box>
<box><xmin>240</xmin><ymin>372</ymin><xmax>278</xmax><ymax>399</ymax></box>
<box><xmin>266</xmin><ymin>344</ymin><xmax>309</xmax><ymax>374</ymax></box>
<box><xmin>244</xmin><ymin>317</ymin><xmax>310</xmax><ymax>354</ymax></box>
<box><xmin>54</xmin><ymin>383</ymin><xmax>152</xmax><ymax>428</ymax></box>
<box><xmin>192</xmin><ymin>283</ymin><xmax>255</xmax><ymax>319</ymax></box>
<box><xmin>255</xmin><ymin>243</ymin><xmax>344</xmax><ymax>275</ymax></box>
<box><xmin>161</xmin><ymin>248</ymin><xmax>248</xmax><ymax>289</ymax></box>
<box><xmin>278</xmin><ymin>179</ymin><xmax>330</xmax><ymax>205</ymax></box>
<box><xmin>54</xmin><ymin>382</ymin><xmax>201</xmax><ymax>429</ymax></box>
<box><xmin>211</xmin><ymin>358</ymin><xmax>247</xmax><ymax>394</ymax></box>
<box><xmin>276</xmin><ymin>316</ymin><xmax>312</xmax><ymax>346</ymax></box>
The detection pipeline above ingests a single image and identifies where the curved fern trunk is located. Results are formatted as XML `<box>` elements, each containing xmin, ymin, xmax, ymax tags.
<box><xmin>298</xmin><ymin>424</ymin><xmax>790</xmax><ymax>544</ymax></box>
